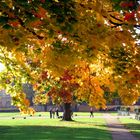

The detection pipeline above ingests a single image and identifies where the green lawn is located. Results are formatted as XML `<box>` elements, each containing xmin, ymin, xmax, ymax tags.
<box><xmin>0</xmin><ymin>117</ymin><xmax>112</xmax><ymax>140</ymax></box>
<box><xmin>0</xmin><ymin>112</ymin><xmax>19</xmax><ymax>117</ymax></box>
<box><xmin>109</xmin><ymin>112</ymin><xmax>118</xmax><ymax>116</ymax></box>
<box><xmin>0</xmin><ymin>112</ymin><xmax>101</xmax><ymax>118</ymax></box>
<box><xmin>119</xmin><ymin>118</ymin><xmax>140</xmax><ymax>139</ymax></box>
<box><xmin>73</xmin><ymin>112</ymin><xmax>102</xmax><ymax>116</ymax></box>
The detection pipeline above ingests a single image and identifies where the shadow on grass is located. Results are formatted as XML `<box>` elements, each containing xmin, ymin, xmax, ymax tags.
<box><xmin>72</xmin><ymin>120</ymin><xmax>107</xmax><ymax>127</ymax></box>
<box><xmin>123</xmin><ymin>123</ymin><xmax>140</xmax><ymax>139</ymax></box>
<box><xmin>0</xmin><ymin>125</ymin><xmax>111</xmax><ymax>140</ymax></box>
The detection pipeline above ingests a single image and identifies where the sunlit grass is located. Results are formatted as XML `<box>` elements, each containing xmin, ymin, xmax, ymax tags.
<box><xmin>73</xmin><ymin>112</ymin><xmax>102</xmax><ymax>116</ymax></box>
<box><xmin>0</xmin><ymin>112</ymin><xmax>102</xmax><ymax>118</ymax></box>
<box><xmin>0</xmin><ymin>112</ymin><xmax>20</xmax><ymax>117</ymax></box>
<box><xmin>109</xmin><ymin>112</ymin><xmax>118</xmax><ymax>116</ymax></box>
<box><xmin>119</xmin><ymin>118</ymin><xmax>140</xmax><ymax>139</ymax></box>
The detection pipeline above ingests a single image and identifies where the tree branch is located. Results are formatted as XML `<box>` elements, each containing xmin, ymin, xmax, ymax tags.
<box><xmin>109</xmin><ymin>20</ymin><xmax>125</xmax><ymax>28</ymax></box>
<box><xmin>108</xmin><ymin>18</ymin><xmax>140</xmax><ymax>29</ymax></box>
<box><xmin>2</xmin><ymin>3</ymin><xmax>45</xmax><ymax>40</ymax></box>
<box><xmin>110</xmin><ymin>14</ymin><xmax>123</xmax><ymax>22</ymax></box>
<box><xmin>16</xmin><ymin>17</ymin><xmax>44</xmax><ymax>40</ymax></box>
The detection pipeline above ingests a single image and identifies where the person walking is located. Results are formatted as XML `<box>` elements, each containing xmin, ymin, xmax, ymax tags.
<box><xmin>52</xmin><ymin>107</ymin><xmax>55</xmax><ymax>118</ymax></box>
<box><xmin>55</xmin><ymin>107</ymin><xmax>59</xmax><ymax>118</ymax></box>
<box><xmin>49</xmin><ymin>107</ymin><xmax>53</xmax><ymax>118</ymax></box>
<box><xmin>90</xmin><ymin>107</ymin><xmax>94</xmax><ymax>118</ymax></box>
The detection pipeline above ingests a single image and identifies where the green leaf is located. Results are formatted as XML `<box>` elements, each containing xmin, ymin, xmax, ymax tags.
<box><xmin>49</xmin><ymin>29</ymin><xmax>54</xmax><ymax>37</ymax></box>
<box><xmin>3</xmin><ymin>24</ymin><xmax>12</xmax><ymax>29</ymax></box>
<box><xmin>112</xmin><ymin>0</ymin><xmax>122</xmax><ymax>3</ymax></box>
<box><xmin>45</xmin><ymin>85</ymin><xmax>51</xmax><ymax>92</ymax></box>
<box><xmin>114</xmin><ymin>5</ymin><xmax>122</xmax><ymax>11</ymax></box>
<box><xmin>0</xmin><ymin>16</ymin><xmax>8</xmax><ymax>25</ymax></box>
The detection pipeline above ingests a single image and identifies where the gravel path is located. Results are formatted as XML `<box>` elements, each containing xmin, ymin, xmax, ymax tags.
<box><xmin>104</xmin><ymin>114</ymin><xmax>139</xmax><ymax>140</ymax></box>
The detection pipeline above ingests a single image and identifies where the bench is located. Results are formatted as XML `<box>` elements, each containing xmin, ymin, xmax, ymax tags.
<box><xmin>135</xmin><ymin>114</ymin><xmax>140</xmax><ymax>120</ymax></box>
<box><xmin>118</xmin><ymin>110</ymin><xmax>130</xmax><ymax>116</ymax></box>
<box><xmin>134</xmin><ymin>108</ymin><xmax>140</xmax><ymax>120</ymax></box>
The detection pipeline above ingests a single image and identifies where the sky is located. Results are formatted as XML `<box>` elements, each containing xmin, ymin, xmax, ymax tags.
<box><xmin>0</xmin><ymin>63</ymin><xmax>5</xmax><ymax>72</ymax></box>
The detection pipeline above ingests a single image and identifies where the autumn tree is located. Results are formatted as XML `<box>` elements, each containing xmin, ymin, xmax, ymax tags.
<box><xmin>0</xmin><ymin>0</ymin><xmax>140</xmax><ymax>120</ymax></box>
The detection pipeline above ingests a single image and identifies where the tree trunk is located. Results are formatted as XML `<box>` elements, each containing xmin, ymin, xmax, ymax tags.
<box><xmin>62</xmin><ymin>103</ymin><xmax>73</xmax><ymax>121</ymax></box>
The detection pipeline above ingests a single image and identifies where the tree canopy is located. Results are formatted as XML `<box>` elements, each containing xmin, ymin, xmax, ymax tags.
<box><xmin>0</xmin><ymin>0</ymin><xmax>140</xmax><ymax>115</ymax></box>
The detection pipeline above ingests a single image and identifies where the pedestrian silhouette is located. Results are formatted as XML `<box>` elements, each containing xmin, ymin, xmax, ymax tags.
<box><xmin>90</xmin><ymin>107</ymin><xmax>94</xmax><ymax>118</ymax></box>
<box><xmin>55</xmin><ymin>107</ymin><xmax>59</xmax><ymax>118</ymax></box>
<box><xmin>49</xmin><ymin>107</ymin><xmax>53</xmax><ymax>118</ymax></box>
<box><xmin>52</xmin><ymin>107</ymin><xmax>55</xmax><ymax>118</ymax></box>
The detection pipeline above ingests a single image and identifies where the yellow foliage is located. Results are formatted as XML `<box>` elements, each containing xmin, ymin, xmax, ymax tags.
<box><xmin>24</xmin><ymin>99</ymin><xmax>30</xmax><ymax>107</ymax></box>
<box><xmin>0</xmin><ymin>0</ymin><xmax>139</xmax><ymax>112</ymax></box>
